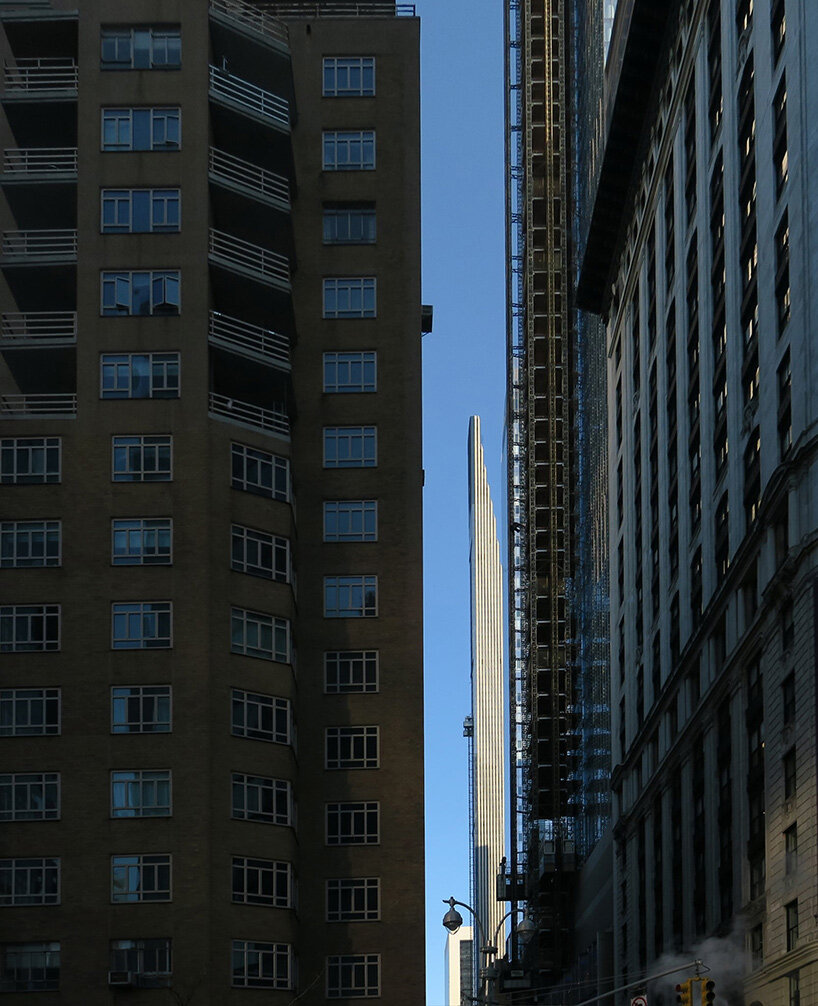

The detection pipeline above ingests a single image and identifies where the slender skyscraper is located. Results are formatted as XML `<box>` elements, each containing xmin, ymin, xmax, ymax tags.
<box><xmin>467</xmin><ymin>416</ymin><xmax>506</xmax><ymax>983</ymax></box>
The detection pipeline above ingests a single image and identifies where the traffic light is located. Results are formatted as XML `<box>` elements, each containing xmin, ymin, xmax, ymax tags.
<box><xmin>676</xmin><ymin>979</ymin><xmax>693</xmax><ymax>1006</ymax></box>
<box><xmin>701</xmin><ymin>978</ymin><xmax>716</xmax><ymax>1004</ymax></box>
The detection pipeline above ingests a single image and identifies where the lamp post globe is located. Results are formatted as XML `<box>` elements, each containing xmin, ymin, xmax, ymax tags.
<box><xmin>442</xmin><ymin>897</ymin><xmax>464</xmax><ymax>934</ymax></box>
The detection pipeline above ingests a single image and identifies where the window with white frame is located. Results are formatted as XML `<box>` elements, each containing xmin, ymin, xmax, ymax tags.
<box><xmin>111</xmin><ymin>602</ymin><xmax>172</xmax><ymax>649</ymax></box>
<box><xmin>109</xmin><ymin>939</ymin><xmax>171</xmax><ymax>978</ymax></box>
<box><xmin>101</xmin><ymin>271</ymin><xmax>180</xmax><ymax>316</ymax></box>
<box><xmin>232</xmin><ymin>857</ymin><xmax>292</xmax><ymax>908</ymax></box>
<box><xmin>0</xmin><ymin>521</ymin><xmax>60</xmax><ymax>567</ymax></box>
<box><xmin>101</xmin><ymin>188</ymin><xmax>180</xmax><ymax>233</ymax></box>
<box><xmin>101</xmin><ymin>107</ymin><xmax>180</xmax><ymax>151</ymax></box>
<box><xmin>323</xmin><ymin>426</ymin><xmax>377</xmax><ymax>468</ymax></box>
<box><xmin>0</xmin><ymin>605</ymin><xmax>60</xmax><ymax>652</ymax></box>
<box><xmin>323</xmin><ymin>56</ymin><xmax>375</xmax><ymax>96</ymax></box>
<box><xmin>0</xmin><ymin>858</ymin><xmax>60</xmax><ymax>906</ymax></box>
<box><xmin>324</xmin><ymin>352</ymin><xmax>376</xmax><ymax>392</ymax></box>
<box><xmin>231</xmin><ymin>443</ymin><xmax>289</xmax><ymax>501</ymax></box>
<box><xmin>326</xmin><ymin>801</ymin><xmax>379</xmax><ymax>845</ymax></box>
<box><xmin>323</xmin><ymin>129</ymin><xmax>375</xmax><ymax>170</ymax></box>
<box><xmin>231</xmin><ymin>940</ymin><xmax>292</xmax><ymax>989</ymax></box>
<box><xmin>0</xmin><ymin>688</ymin><xmax>60</xmax><ymax>736</ymax></box>
<box><xmin>112</xmin><ymin>519</ymin><xmax>172</xmax><ymax>565</ymax></box>
<box><xmin>112</xmin><ymin>435</ymin><xmax>172</xmax><ymax>482</ymax></box>
<box><xmin>112</xmin><ymin>685</ymin><xmax>171</xmax><ymax>734</ymax></box>
<box><xmin>323</xmin><ymin>204</ymin><xmax>376</xmax><ymax>244</ymax></box>
<box><xmin>326</xmin><ymin>878</ymin><xmax>379</xmax><ymax>922</ymax></box>
<box><xmin>101</xmin><ymin>353</ymin><xmax>179</xmax><ymax>399</ymax></box>
<box><xmin>326</xmin><ymin>726</ymin><xmax>379</xmax><ymax>769</ymax></box>
<box><xmin>0</xmin><ymin>437</ymin><xmax>61</xmax><ymax>484</ymax></box>
<box><xmin>230</xmin><ymin>607</ymin><xmax>290</xmax><ymax>663</ymax></box>
<box><xmin>0</xmin><ymin>942</ymin><xmax>60</xmax><ymax>993</ymax></box>
<box><xmin>325</xmin><ymin>651</ymin><xmax>379</xmax><ymax>694</ymax></box>
<box><xmin>231</xmin><ymin>690</ymin><xmax>291</xmax><ymax>745</ymax></box>
<box><xmin>327</xmin><ymin>954</ymin><xmax>380</xmax><ymax>998</ymax></box>
<box><xmin>111</xmin><ymin>854</ymin><xmax>171</xmax><ymax>903</ymax></box>
<box><xmin>101</xmin><ymin>27</ymin><xmax>181</xmax><ymax>69</ymax></box>
<box><xmin>324</xmin><ymin>576</ymin><xmax>378</xmax><ymax>618</ymax></box>
<box><xmin>0</xmin><ymin>773</ymin><xmax>60</xmax><ymax>821</ymax></box>
<box><xmin>231</xmin><ymin>525</ymin><xmax>289</xmax><ymax>582</ymax></box>
<box><xmin>111</xmin><ymin>770</ymin><xmax>171</xmax><ymax>818</ymax></box>
<box><xmin>324</xmin><ymin>501</ymin><xmax>378</xmax><ymax>542</ymax></box>
<box><xmin>323</xmin><ymin>277</ymin><xmax>376</xmax><ymax>318</ymax></box>
<box><xmin>231</xmin><ymin>774</ymin><xmax>292</xmax><ymax>826</ymax></box>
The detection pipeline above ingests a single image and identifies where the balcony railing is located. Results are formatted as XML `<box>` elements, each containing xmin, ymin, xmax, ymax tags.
<box><xmin>209</xmin><ymin>228</ymin><xmax>289</xmax><ymax>287</ymax></box>
<box><xmin>1</xmin><ymin>394</ymin><xmax>77</xmax><ymax>418</ymax></box>
<box><xmin>209</xmin><ymin>147</ymin><xmax>290</xmax><ymax>209</ymax></box>
<box><xmin>210</xmin><ymin>311</ymin><xmax>290</xmax><ymax>368</ymax></box>
<box><xmin>4</xmin><ymin>58</ymin><xmax>78</xmax><ymax>94</ymax></box>
<box><xmin>2</xmin><ymin>147</ymin><xmax>77</xmax><ymax>178</ymax></box>
<box><xmin>1</xmin><ymin>229</ymin><xmax>77</xmax><ymax>262</ymax></box>
<box><xmin>209</xmin><ymin>0</ymin><xmax>289</xmax><ymax>47</ymax></box>
<box><xmin>266</xmin><ymin>2</ymin><xmax>416</xmax><ymax>15</ymax></box>
<box><xmin>209</xmin><ymin>65</ymin><xmax>289</xmax><ymax>129</ymax></box>
<box><xmin>1</xmin><ymin>311</ymin><xmax>77</xmax><ymax>346</ymax></box>
<box><xmin>209</xmin><ymin>392</ymin><xmax>289</xmax><ymax>437</ymax></box>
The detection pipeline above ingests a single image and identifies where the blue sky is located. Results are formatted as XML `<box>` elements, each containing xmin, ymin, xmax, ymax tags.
<box><xmin>418</xmin><ymin>1</ymin><xmax>507</xmax><ymax>1000</ymax></box>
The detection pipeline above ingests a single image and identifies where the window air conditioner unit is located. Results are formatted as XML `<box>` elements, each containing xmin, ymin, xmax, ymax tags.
<box><xmin>108</xmin><ymin>970</ymin><xmax>134</xmax><ymax>987</ymax></box>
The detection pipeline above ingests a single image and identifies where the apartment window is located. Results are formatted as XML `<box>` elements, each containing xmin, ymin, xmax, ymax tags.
<box><xmin>231</xmin><ymin>443</ymin><xmax>289</xmax><ymax>501</ymax></box>
<box><xmin>772</xmin><ymin>0</ymin><xmax>786</xmax><ymax>64</ymax></box>
<box><xmin>0</xmin><ymin>521</ymin><xmax>60</xmax><ymax>567</ymax></box>
<box><xmin>111</xmin><ymin>854</ymin><xmax>171</xmax><ymax>902</ymax></box>
<box><xmin>230</xmin><ymin>607</ymin><xmax>290</xmax><ymax>663</ymax></box>
<box><xmin>783</xmin><ymin>748</ymin><xmax>797</xmax><ymax>798</ymax></box>
<box><xmin>232</xmin><ymin>857</ymin><xmax>292</xmax><ymax>908</ymax></box>
<box><xmin>0</xmin><ymin>437</ymin><xmax>60</xmax><ymax>484</ymax></box>
<box><xmin>0</xmin><ymin>773</ymin><xmax>59</xmax><ymax>821</ymax></box>
<box><xmin>324</xmin><ymin>576</ymin><xmax>378</xmax><ymax>618</ymax></box>
<box><xmin>324</xmin><ymin>501</ymin><xmax>378</xmax><ymax>542</ymax></box>
<box><xmin>231</xmin><ymin>941</ymin><xmax>292</xmax><ymax>990</ymax></box>
<box><xmin>773</xmin><ymin>77</ymin><xmax>788</xmax><ymax>196</ymax></box>
<box><xmin>781</xmin><ymin>599</ymin><xmax>794</xmax><ymax>651</ymax></box>
<box><xmin>101</xmin><ymin>271</ymin><xmax>180</xmax><ymax>316</ymax></box>
<box><xmin>749</xmin><ymin>853</ymin><xmax>765</xmax><ymax>900</ymax></box>
<box><xmin>101</xmin><ymin>107</ymin><xmax>180</xmax><ymax>151</ymax></box>
<box><xmin>0</xmin><ymin>943</ymin><xmax>60</xmax><ymax>993</ymax></box>
<box><xmin>0</xmin><ymin>688</ymin><xmax>60</xmax><ymax>736</ymax></box>
<box><xmin>324</xmin><ymin>426</ymin><xmax>377</xmax><ymax>467</ymax></box>
<box><xmin>323</xmin><ymin>277</ymin><xmax>376</xmax><ymax>318</ymax></box>
<box><xmin>111</xmin><ymin>770</ymin><xmax>171</xmax><ymax>818</ymax></box>
<box><xmin>324</xmin><ymin>351</ymin><xmax>377</xmax><ymax>392</ymax></box>
<box><xmin>327</xmin><ymin>878</ymin><xmax>379</xmax><ymax>922</ymax></box>
<box><xmin>326</xmin><ymin>801</ymin><xmax>379</xmax><ymax>845</ymax></box>
<box><xmin>111</xmin><ymin>602</ymin><xmax>171</xmax><ymax>649</ymax></box>
<box><xmin>323</xmin><ymin>56</ymin><xmax>375</xmax><ymax>96</ymax></box>
<box><xmin>231</xmin><ymin>690</ymin><xmax>290</xmax><ymax>745</ymax></box>
<box><xmin>0</xmin><ymin>858</ymin><xmax>59</xmax><ymax>905</ymax></box>
<box><xmin>112</xmin><ymin>435</ymin><xmax>172</xmax><ymax>481</ymax></box>
<box><xmin>789</xmin><ymin>971</ymin><xmax>800</xmax><ymax>1006</ymax></box>
<box><xmin>326</xmin><ymin>726</ymin><xmax>379</xmax><ymax>769</ymax></box>
<box><xmin>327</xmin><ymin>954</ymin><xmax>380</xmax><ymax>998</ymax></box>
<box><xmin>112</xmin><ymin>519</ymin><xmax>172</xmax><ymax>565</ymax></box>
<box><xmin>101</xmin><ymin>188</ymin><xmax>180</xmax><ymax>233</ymax></box>
<box><xmin>0</xmin><ymin>604</ymin><xmax>60</xmax><ymax>652</ymax></box>
<box><xmin>230</xmin><ymin>525</ymin><xmax>288</xmax><ymax>582</ymax></box>
<box><xmin>101</xmin><ymin>353</ymin><xmax>180</xmax><ymax>399</ymax></box>
<box><xmin>112</xmin><ymin>685</ymin><xmax>171</xmax><ymax>734</ymax></box>
<box><xmin>323</xmin><ymin>204</ymin><xmax>376</xmax><ymax>244</ymax></box>
<box><xmin>325</xmin><ymin>651</ymin><xmax>379</xmax><ymax>693</ymax></box>
<box><xmin>110</xmin><ymin>939</ymin><xmax>171</xmax><ymax>978</ymax></box>
<box><xmin>782</xmin><ymin>672</ymin><xmax>796</xmax><ymax>725</ymax></box>
<box><xmin>750</xmin><ymin>924</ymin><xmax>763</xmax><ymax>968</ymax></box>
<box><xmin>231</xmin><ymin>774</ymin><xmax>292</xmax><ymax>826</ymax></box>
<box><xmin>785</xmin><ymin>823</ymin><xmax>798</xmax><ymax>874</ymax></box>
<box><xmin>101</xmin><ymin>27</ymin><xmax>181</xmax><ymax>69</ymax></box>
<box><xmin>776</xmin><ymin>214</ymin><xmax>790</xmax><ymax>333</ymax></box>
<box><xmin>785</xmin><ymin>900</ymin><xmax>799</xmax><ymax>951</ymax></box>
<box><xmin>323</xmin><ymin>129</ymin><xmax>375</xmax><ymax>170</ymax></box>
